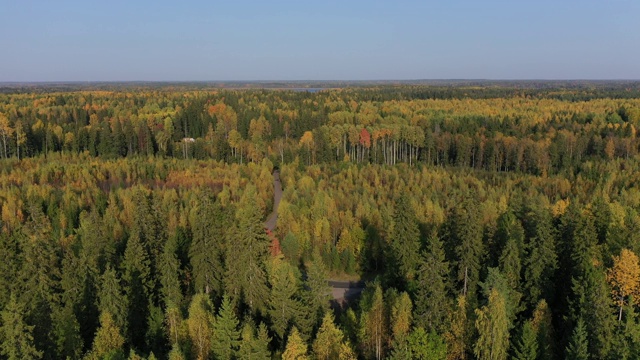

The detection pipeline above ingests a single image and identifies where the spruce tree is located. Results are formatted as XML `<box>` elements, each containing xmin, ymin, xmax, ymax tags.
<box><xmin>390</xmin><ymin>194</ymin><xmax>421</xmax><ymax>284</ymax></box>
<box><xmin>523</xmin><ymin>206</ymin><xmax>556</xmax><ymax>308</ymax></box>
<box><xmin>512</xmin><ymin>320</ymin><xmax>537</xmax><ymax>360</ymax></box>
<box><xmin>414</xmin><ymin>229</ymin><xmax>450</xmax><ymax>333</ymax></box>
<box><xmin>0</xmin><ymin>294</ymin><xmax>42</xmax><ymax>360</ymax></box>
<box><xmin>565</xmin><ymin>318</ymin><xmax>589</xmax><ymax>360</ymax></box>
<box><xmin>98</xmin><ymin>266</ymin><xmax>128</xmax><ymax>338</ymax></box>
<box><xmin>211</xmin><ymin>295</ymin><xmax>241</xmax><ymax>360</ymax></box>
<box><xmin>225</xmin><ymin>185</ymin><xmax>270</xmax><ymax>315</ymax></box>
<box><xmin>238</xmin><ymin>322</ymin><xmax>271</xmax><ymax>360</ymax></box>
<box><xmin>122</xmin><ymin>232</ymin><xmax>152</xmax><ymax>350</ymax></box>
<box><xmin>267</xmin><ymin>256</ymin><xmax>303</xmax><ymax>341</ymax></box>
<box><xmin>189</xmin><ymin>195</ymin><xmax>226</xmax><ymax>296</ymax></box>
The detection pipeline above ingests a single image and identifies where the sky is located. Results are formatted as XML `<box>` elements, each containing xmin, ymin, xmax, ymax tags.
<box><xmin>1</xmin><ymin>0</ymin><xmax>639</xmax><ymax>81</ymax></box>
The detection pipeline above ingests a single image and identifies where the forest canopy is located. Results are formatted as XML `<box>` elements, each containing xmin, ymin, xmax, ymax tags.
<box><xmin>1</xmin><ymin>82</ymin><xmax>640</xmax><ymax>359</ymax></box>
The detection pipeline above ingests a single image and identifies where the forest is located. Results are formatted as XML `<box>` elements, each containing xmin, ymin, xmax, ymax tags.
<box><xmin>1</xmin><ymin>82</ymin><xmax>640</xmax><ymax>359</ymax></box>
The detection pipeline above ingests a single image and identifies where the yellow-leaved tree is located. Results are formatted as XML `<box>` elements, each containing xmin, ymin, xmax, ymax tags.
<box><xmin>607</xmin><ymin>248</ymin><xmax>640</xmax><ymax>321</ymax></box>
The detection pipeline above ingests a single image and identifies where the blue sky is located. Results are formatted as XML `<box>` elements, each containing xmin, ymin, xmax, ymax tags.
<box><xmin>1</xmin><ymin>0</ymin><xmax>638</xmax><ymax>81</ymax></box>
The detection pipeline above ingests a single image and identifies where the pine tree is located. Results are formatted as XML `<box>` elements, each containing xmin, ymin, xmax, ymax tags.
<box><xmin>565</xmin><ymin>318</ymin><xmax>589</xmax><ymax>360</ymax></box>
<box><xmin>0</xmin><ymin>294</ymin><xmax>43</xmax><ymax>360</ymax></box>
<box><xmin>160</xmin><ymin>235</ymin><xmax>183</xmax><ymax>309</ymax></box>
<box><xmin>511</xmin><ymin>320</ymin><xmax>537</xmax><ymax>360</ymax></box>
<box><xmin>414</xmin><ymin>229</ymin><xmax>450</xmax><ymax>333</ymax></box>
<box><xmin>498</xmin><ymin>236</ymin><xmax>521</xmax><ymax>294</ymax></box>
<box><xmin>390</xmin><ymin>194</ymin><xmax>421</xmax><ymax>284</ymax></box>
<box><xmin>211</xmin><ymin>295</ymin><xmax>240</xmax><ymax>360</ymax></box>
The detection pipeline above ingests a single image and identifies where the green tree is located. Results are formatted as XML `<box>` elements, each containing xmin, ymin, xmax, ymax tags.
<box><xmin>301</xmin><ymin>252</ymin><xmax>331</xmax><ymax>328</ymax></box>
<box><xmin>390</xmin><ymin>194</ymin><xmax>421</xmax><ymax>284</ymax></box>
<box><xmin>237</xmin><ymin>322</ymin><xmax>271</xmax><ymax>360</ymax></box>
<box><xmin>267</xmin><ymin>256</ymin><xmax>303</xmax><ymax>341</ymax></box>
<box><xmin>565</xmin><ymin>318</ymin><xmax>589</xmax><ymax>360</ymax></box>
<box><xmin>414</xmin><ymin>229</ymin><xmax>450</xmax><ymax>333</ymax></box>
<box><xmin>122</xmin><ymin>232</ymin><xmax>152</xmax><ymax>350</ymax></box>
<box><xmin>225</xmin><ymin>186</ymin><xmax>271</xmax><ymax>315</ymax></box>
<box><xmin>211</xmin><ymin>295</ymin><xmax>240</xmax><ymax>360</ymax></box>
<box><xmin>511</xmin><ymin>320</ymin><xmax>537</xmax><ymax>360</ymax></box>
<box><xmin>189</xmin><ymin>196</ymin><xmax>226</xmax><ymax>296</ymax></box>
<box><xmin>448</xmin><ymin>198</ymin><xmax>484</xmax><ymax>302</ymax></box>
<box><xmin>98</xmin><ymin>266</ymin><xmax>128</xmax><ymax>340</ymax></box>
<box><xmin>523</xmin><ymin>207</ymin><xmax>556</xmax><ymax>308</ymax></box>
<box><xmin>0</xmin><ymin>294</ymin><xmax>42</xmax><ymax>360</ymax></box>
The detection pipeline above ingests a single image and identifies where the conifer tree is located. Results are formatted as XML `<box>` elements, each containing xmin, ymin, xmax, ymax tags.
<box><xmin>189</xmin><ymin>195</ymin><xmax>226</xmax><ymax>296</ymax></box>
<box><xmin>268</xmin><ymin>256</ymin><xmax>303</xmax><ymax>341</ymax></box>
<box><xmin>565</xmin><ymin>318</ymin><xmax>589</xmax><ymax>360</ymax></box>
<box><xmin>98</xmin><ymin>266</ymin><xmax>128</xmax><ymax>339</ymax></box>
<box><xmin>0</xmin><ymin>294</ymin><xmax>42</xmax><ymax>360</ymax></box>
<box><xmin>414</xmin><ymin>229</ymin><xmax>450</xmax><ymax>333</ymax></box>
<box><xmin>523</xmin><ymin>207</ymin><xmax>556</xmax><ymax>308</ymax></box>
<box><xmin>390</xmin><ymin>194</ymin><xmax>421</xmax><ymax>284</ymax></box>
<box><xmin>511</xmin><ymin>320</ymin><xmax>537</xmax><ymax>360</ymax></box>
<box><xmin>211</xmin><ymin>295</ymin><xmax>240</xmax><ymax>360</ymax></box>
<box><xmin>238</xmin><ymin>322</ymin><xmax>271</xmax><ymax>360</ymax></box>
<box><xmin>89</xmin><ymin>311</ymin><xmax>125</xmax><ymax>360</ymax></box>
<box><xmin>282</xmin><ymin>327</ymin><xmax>308</xmax><ymax>360</ymax></box>
<box><xmin>122</xmin><ymin>232</ymin><xmax>152</xmax><ymax>350</ymax></box>
<box><xmin>313</xmin><ymin>312</ymin><xmax>344</xmax><ymax>360</ymax></box>
<box><xmin>448</xmin><ymin>197</ymin><xmax>484</xmax><ymax>305</ymax></box>
<box><xmin>301</xmin><ymin>252</ymin><xmax>331</xmax><ymax>328</ymax></box>
<box><xmin>225</xmin><ymin>185</ymin><xmax>271</xmax><ymax>315</ymax></box>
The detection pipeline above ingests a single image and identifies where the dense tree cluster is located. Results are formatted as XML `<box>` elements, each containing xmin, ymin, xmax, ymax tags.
<box><xmin>1</xmin><ymin>83</ymin><xmax>640</xmax><ymax>359</ymax></box>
